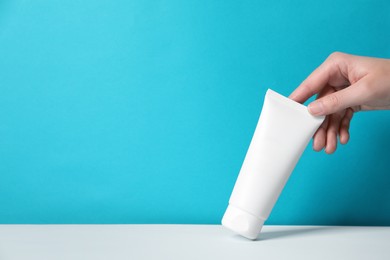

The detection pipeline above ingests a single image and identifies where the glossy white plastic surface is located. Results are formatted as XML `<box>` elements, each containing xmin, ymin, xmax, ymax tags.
<box><xmin>222</xmin><ymin>89</ymin><xmax>325</xmax><ymax>240</ymax></box>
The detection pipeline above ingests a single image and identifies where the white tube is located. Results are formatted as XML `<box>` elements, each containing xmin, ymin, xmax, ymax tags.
<box><xmin>222</xmin><ymin>89</ymin><xmax>325</xmax><ymax>240</ymax></box>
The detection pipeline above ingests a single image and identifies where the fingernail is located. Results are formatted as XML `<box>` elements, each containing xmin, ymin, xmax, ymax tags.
<box><xmin>289</xmin><ymin>93</ymin><xmax>297</xmax><ymax>101</ymax></box>
<box><xmin>308</xmin><ymin>101</ymin><xmax>324</xmax><ymax>115</ymax></box>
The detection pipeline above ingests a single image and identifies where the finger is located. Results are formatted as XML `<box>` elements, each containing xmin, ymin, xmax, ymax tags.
<box><xmin>313</xmin><ymin>116</ymin><xmax>329</xmax><ymax>151</ymax></box>
<box><xmin>289</xmin><ymin>52</ymin><xmax>350</xmax><ymax>103</ymax></box>
<box><xmin>339</xmin><ymin>108</ymin><xmax>354</xmax><ymax>144</ymax></box>
<box><xmin>312</xmin><ymin>86</ymin><xmax>332</xmax><ymax>151</ymax></box>
<box><xmin>325</xmin><ymin>112</ymin><xmax>344</xmax><ymax>154</ymax></box>
<box><xmin>307</xmin><ymin>78</ymin><xmax>369</xmax><ymax>116</ymax></box>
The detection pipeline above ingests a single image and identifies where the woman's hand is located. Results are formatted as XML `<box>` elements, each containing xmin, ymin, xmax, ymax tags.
<box><xmin>290</xmin><ymin>52</ymin><xmax>390</xmax><ymax>154</ymax></box>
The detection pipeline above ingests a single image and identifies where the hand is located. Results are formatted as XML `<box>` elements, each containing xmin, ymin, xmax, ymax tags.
<box><xmin>289</xmin><ymin>52</ymin><xmax>390</xmax><ymax>154</ymax></box>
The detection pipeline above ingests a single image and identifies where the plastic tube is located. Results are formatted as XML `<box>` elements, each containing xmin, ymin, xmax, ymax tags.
<box><xmin>222</xmin><ymin>89</ymin><xmax>325</xmax><ymax>240</ymax></box>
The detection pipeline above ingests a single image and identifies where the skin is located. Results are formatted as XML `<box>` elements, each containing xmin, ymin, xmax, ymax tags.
<box><xmin>289</xmin><ymin>52</ymin><xmax>390</xmax><ymax>154</ymax></box>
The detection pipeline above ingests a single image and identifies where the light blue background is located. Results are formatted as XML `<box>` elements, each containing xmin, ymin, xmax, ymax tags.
<box><xmin>0</xmin><ymin>0</ymin><xmax>389</xmax><ymax>225</ymax></box>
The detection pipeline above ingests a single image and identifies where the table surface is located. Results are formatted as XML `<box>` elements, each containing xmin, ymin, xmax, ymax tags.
<box><xmin>0</xmin><ymin>224</ymin><xmax>389</xmax><ymax>260</ymax></box>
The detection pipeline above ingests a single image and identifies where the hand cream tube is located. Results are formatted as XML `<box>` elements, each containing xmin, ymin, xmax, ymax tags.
<box><xmin>222</xmin><ymin>89</ymin><xmax>325</xmax><ymax>240</ymax></box>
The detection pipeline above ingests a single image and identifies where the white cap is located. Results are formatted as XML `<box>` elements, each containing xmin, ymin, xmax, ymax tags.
<box><xmin>222</xmin><ymin>204</ymin><xmax>264</xmax><ymax>240</ymax></box>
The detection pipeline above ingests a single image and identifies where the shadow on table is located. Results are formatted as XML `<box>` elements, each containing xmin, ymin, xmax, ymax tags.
<box><xmin>256</xmin><ymin>226</ymin><xmax>337</xmax><ymax>241</ymax></box>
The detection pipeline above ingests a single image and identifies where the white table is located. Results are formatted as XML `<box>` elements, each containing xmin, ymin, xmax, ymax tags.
<box><xmin>0</xmin><ymin>225</ymin><xmax>389</xmax><ymax>259</ymax></box>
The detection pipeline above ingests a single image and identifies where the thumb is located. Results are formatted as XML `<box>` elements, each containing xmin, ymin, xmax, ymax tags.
<box><xmin>307</xmin><ymin>81</ymin><xmax>367</xmax><ymax>116</ymax></box>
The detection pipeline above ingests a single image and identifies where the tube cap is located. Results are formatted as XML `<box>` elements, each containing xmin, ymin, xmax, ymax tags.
<box><xmin>221</xmin><ymin>204</ymin><xmax>264</xmax><ymax>240</ymax></box>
